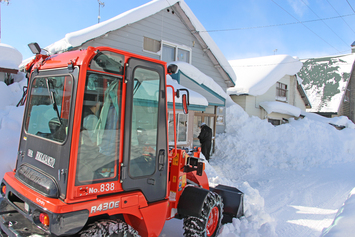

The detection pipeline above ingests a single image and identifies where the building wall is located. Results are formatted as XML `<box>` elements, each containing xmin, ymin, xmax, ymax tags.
<box><xmin>80</xmin><ymin>6</ymin><xmax>228</xmax><ymax>91</ymax></box>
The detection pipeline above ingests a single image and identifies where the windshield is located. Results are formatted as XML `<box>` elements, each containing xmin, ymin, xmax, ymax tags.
<box><xmin>25</xmin><ymin>75</ymin><xmax>73</xmax><ymax>143</ymax></box>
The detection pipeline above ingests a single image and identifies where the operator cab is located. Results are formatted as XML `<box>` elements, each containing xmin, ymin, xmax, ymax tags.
<box><xmin>16</xmin><ymin>46</ymin><xmax>169</xmax><ymax>203</ymax></box>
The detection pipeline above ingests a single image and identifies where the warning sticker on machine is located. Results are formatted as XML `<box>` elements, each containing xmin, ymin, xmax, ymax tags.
<box><xmin>169</xmin><ymin>191</ymin><xmax>176</xmax><ymax>201</ymax></box>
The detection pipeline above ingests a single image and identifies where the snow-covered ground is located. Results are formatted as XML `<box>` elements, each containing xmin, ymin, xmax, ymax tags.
<box><xmin>1</xmin><ymin>79</ymin><xmax>355</xmax><ymax>237</ymax></box>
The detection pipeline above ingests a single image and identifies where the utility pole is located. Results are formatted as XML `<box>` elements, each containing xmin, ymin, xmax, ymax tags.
<box><xmin>98</xmin><ymin>0</ymin><xmax>105</xmax><ymax>23</ymax></box>
<box><xmin>0</xmin><ymin>0</ymin><xmax>9</xmax><ymax>43</ymax></box>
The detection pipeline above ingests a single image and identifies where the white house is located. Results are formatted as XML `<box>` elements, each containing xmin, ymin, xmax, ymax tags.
<box><xmin>227</xmin><ymin>54</ymin><xmax>311</xmax><ymax>125</ymax></box>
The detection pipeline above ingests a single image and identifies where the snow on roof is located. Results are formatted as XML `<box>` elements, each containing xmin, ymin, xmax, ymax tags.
<box><xmin>44</xmin><ymin>0</ymin><xmax>236</xmax><ymax>84</ymax></box>
<box><xmin>167</xmin><ymin>74</ymin><xmax>208</xmax><ymax>106</ymax></box>
<box><xmin>227</xmin><ymin>54</ymin><xmax>303</xmax><ymax>96</ymax></box>
<box><xmin>298</xmin><ymin>53</ymin><xmax>355</xmax><ymax>113</ymax></box>
<box><xmin>0</xmin><ymin>43</ymin><xmax>23</xmax><ymax>70</ymax></box>
<box><xmin>169</xmin><ymin>61</ymin><xmax>228</xmax><ymax>100</ymax></box>
<box><xmin>259</xmin><ymin>101</ymin><xmax>301</xmax><ymax>117</ymax></box>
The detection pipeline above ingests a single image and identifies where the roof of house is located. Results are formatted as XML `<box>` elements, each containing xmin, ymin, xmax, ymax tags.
<box><xmin>44</xmin><ymin>0</ymin><xmax>236</xmax><ymax>85</ymax></box>
<box><xmin>298</xmin><ymin>53</ymin><xmax>355</xmax><ymax>113</ymax></box>
<box><xmin>227</xmin><ymin>54</ymin><xmax>303</xmax><ymax>96</ymax></box>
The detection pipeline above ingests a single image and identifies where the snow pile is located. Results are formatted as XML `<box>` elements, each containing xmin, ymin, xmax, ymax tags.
<box><xmin>0</xmin><ymin>80</ymin><xmax>26</xmax><ymax>179</ymax></box>
<box><xmin>301</xmin><ymin>111</ymin><xmax>355</xmax><ymax>129</ymax></box>
<box><xmin>213</xmin><ymin>104</ymin><xmax>355</xmax><ymax>179</ymax></box>
<box><xmin>202</xmin><ymin>103</ymin><xmax>355</xmax><ymax>236</ymax></box>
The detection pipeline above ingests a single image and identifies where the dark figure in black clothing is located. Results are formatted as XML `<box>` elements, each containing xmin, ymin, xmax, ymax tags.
<box><xmin>198</xmin><ymin>122</ymin><xmax>212</xmax><ymax>162</ymax></box>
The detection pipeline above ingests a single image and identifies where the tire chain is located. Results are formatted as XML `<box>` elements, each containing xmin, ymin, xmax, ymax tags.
<box><xmin>183</xmin><ymin>191</ymin><xmax>224</xmax><ymax>237</ymax></box>
<box><xmin>79</xmin><ymin>219</ymin><xmax>141</xmax><ymax>237</ymax></box>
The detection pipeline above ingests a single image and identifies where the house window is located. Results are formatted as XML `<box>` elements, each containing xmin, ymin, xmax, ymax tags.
<box><xmin>143</xmin><ymin>37</ymin><xmax>161</xmax><ymax>53</ymax></box>
<box><xmin>268</xmin><ymin>118</ymin><xmax>281</xmax><ymax>126</ymax></box>
<box><xmin>162</xmin><ymin>45</ymin><xmax>176</xmax><ymax>62</ymax></box>
<box><xmin>168</xmin><ymin>112</ymin><xmax>188</xmax><ymax>144</ymax></box>
<box><xmin>162</xmin><ymin>41</ymin><xmax>191</xmax><ymax>63</ymax></box>
<box><xmin>276</xmin><ymin>82</ymin><xmax>288</xmax><ymax>101</ymax></box>
<box><xmin>177</xmin><ymin>48</ymin><xmax>190</xmax><ymax>63</ymax></box>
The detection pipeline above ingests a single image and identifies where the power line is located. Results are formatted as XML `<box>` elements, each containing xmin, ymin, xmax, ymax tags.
<box><xmin>199</xmin><ymin>13</ymin><xmax>355</xmax><ymax>33</ymax></box>
<box><xmin>300</xmin><ymin>0</ymin><xmax>349</xmax><ymax>47</ymax></box>
<box><xmin>346</xmin><ymin>0</ymin><xmax>355</xmax><ymax>14</ymax></box>
<box><xmin>326</xmin><ymin>0</ymin><xmax>355</xmax><ymax>34</ymax></box>
<box><xmin>270</xmin><ymin>0</ymin><xmax>342</xmax><ymax>54</ymax></box>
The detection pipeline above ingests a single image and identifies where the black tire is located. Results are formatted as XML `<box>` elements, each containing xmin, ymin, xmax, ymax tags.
<box><xmin>79</xmin><ymin>219</ymin><xmax>140</xmax><ymax>237</ymax></box>
<box><xmin>183</xmin><ymin>191</ymin><xmax>223</xmax><ymax>237</ymax></box>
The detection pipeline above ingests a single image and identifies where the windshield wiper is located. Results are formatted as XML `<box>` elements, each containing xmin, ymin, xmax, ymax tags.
<box><xmin>45</xmin><ymin>78</ymin><xmax>62</xmax><ymax>125</ymax></box>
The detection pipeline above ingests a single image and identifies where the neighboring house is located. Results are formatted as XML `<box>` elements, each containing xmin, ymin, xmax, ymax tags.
<box><xmin>298</xmin><ymin>49</ymin><xmax>355</xmax><ymax>124</ymax></box>
<box><xmin>42</xmin><ymin>0</ymin><xmax>236</xmax><ymax>149</ymax></box>
<box><xmin>0</xmin><ymin>43</ymin><xmax>23</xmax><ymax>85</ymax></box>
<box><xmin>227</xmin><ymin>54</ymin><xmax>311</xmax><ymax>125</ymax></box>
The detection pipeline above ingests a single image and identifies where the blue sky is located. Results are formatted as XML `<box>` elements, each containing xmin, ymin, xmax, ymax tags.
<box><xmin>1</xmin><ymin>0</ymin><xmax>355</xmax><ymax>61</ymax></box>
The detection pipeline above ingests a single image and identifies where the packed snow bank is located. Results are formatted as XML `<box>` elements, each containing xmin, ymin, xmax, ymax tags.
<box><xmin>301</xmin><ymin>111</ymin><xmax>355</xmax><ymax>129</ymax></box>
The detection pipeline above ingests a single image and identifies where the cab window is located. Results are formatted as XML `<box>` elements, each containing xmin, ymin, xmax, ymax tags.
<box><xmin>76</xmin><ymin>72</ymin><xmax>122</xmax><ymax>184</ymax></box>
<box><xmin>129</xmin><ymin>68</ymin><xmax>160</xmax><ymax>178</ymax></box>
<box><xmin>90</xmin><ymin>51</ymin><xmax>124</xmax><ymax>75</ymax></box>
<box><xmin>25</xmin><ymin>75</ymin><xmax>72</xmax><ymax>143</ymax></box>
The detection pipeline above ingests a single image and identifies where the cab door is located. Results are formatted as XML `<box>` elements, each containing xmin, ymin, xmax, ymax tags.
<box><xmin>121</xmin><ymin>58</ymin><xmax>168</xmax><ymax>203</ymax></box>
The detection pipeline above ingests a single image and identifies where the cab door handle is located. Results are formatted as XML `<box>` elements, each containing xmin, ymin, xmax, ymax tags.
<box><xmin>158</xmin><ymin>149</ymin><xmax>165</xmax><ymax>171</ymax></box>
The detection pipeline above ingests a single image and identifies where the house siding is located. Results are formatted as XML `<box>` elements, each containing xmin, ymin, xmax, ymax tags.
<box><xmin>80</xmin><ymin>6</ymin><xmax>227</xmax><ymax>91</ymax></box>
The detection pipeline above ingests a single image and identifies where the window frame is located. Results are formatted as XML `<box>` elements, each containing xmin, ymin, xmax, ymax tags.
<box><xmin>161</xmin><ymin>41</ymin><xmax>192</xmax><ymax>63</ymax></box>
<box><xmin>25</xmin><ymin>74</ymin><xmax>74</xmax><ymax>144</ymax></box>
<box><xmin>276</xmin><ymin>82</ymin><xmax>288</xmax><ymax>102</ymax></box>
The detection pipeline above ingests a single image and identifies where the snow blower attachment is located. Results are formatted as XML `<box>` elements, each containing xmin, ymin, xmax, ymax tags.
<box><xmin>0</xmin><ymin>44</ymin><xmax>243</xmax><ymax>237</ymax></box>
